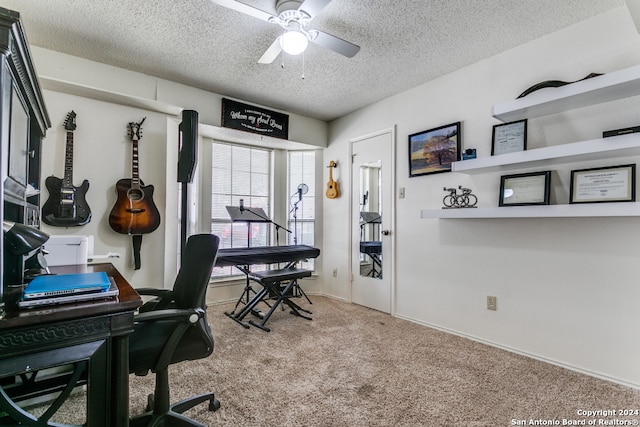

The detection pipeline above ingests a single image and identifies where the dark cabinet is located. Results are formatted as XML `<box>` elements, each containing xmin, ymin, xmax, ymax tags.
<box><xmin>0</xmin><ymin>7</ymin><xmax>51</xmax><ymax>314</ymax></box>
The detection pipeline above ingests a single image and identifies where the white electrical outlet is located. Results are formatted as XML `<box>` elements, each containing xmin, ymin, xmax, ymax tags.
<box><xmin>332</xmin><ymin>268</ymin><xmax>337</xmax><ymax>277</ymax></box>
<box><xmin>487</xmin><ymin>296</ymin><xmax>497</xmax><ymax>311</ymax></box>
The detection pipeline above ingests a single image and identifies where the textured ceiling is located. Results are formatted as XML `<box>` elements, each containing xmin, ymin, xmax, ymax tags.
<box><xmin>0</xmin><ymin>0</ymin><xmax>626</xmax><ymax>121</ymax></box>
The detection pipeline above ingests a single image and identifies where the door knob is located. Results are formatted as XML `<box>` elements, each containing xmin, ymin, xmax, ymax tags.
<box><xmin>382</xmin><ymin>230</ymin><xmax>390</xmax><ymax>236</ymax></box>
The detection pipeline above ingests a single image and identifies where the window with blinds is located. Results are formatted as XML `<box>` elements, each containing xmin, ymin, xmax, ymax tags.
<box><xmin>287</xmin><ymin>151</ymin><xmax>316</xmax><ymax>270</ymax></box>
<box><xmin>211</xmin><ymin>142</ymin><xmax>272</xmax><ymax>277</ymax></box>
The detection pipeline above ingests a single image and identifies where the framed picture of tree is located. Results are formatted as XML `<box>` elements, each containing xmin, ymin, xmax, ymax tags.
<box><xmin>408</xmin><ymin>122</ymin><xmax>461</xmax><ymax>177</ymax></box>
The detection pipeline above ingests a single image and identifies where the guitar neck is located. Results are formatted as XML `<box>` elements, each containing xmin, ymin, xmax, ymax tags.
<box><xmin>62</xmin><ymin>130</ymin><xmax>74</xmax><ymax>188</ymax></box>
<box><xmin>131</xmin><ymin>139</ymin><xmax>141</xmax><ymax>189</ymax></box>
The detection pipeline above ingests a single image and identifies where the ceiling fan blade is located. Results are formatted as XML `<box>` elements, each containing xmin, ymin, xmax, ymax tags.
<box><xmin>210</xmin><ymin>0</ymin><xmax>275</xmax><ymax>22</ymax></box>
<box><xmin>258</xmin><ymin>37</ymin><xmax>284</xmax><ymax>64</ymax></box>
<box><xmin>298</xmin><ymin>0</ymin><xmax>332</xmax><ymax>19</ymax></box>
<box><xmin>312</xmin><ymin>30</ymin><xmax>360</xmax><ymax>58</ymax></box>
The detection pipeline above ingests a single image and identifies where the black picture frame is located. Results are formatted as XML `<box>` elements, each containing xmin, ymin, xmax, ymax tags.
<box><xmin>499</xmin><ymin>170</ymin><xmax>551</xmax><ymax>207</ymax></box>
<box><xmin>569</xmin><ymin>164</ymin><xmax>636</xmax><ymax>204</ymax></box>
<box><xmin>492</xmin><ymin>119</ymin><xmax>527</xmax><ymax>156</ymax></box>
<box><xmin>408</xmin><ymin>122</ymin><xmax>461</xmax><ymax>177</ymax></box>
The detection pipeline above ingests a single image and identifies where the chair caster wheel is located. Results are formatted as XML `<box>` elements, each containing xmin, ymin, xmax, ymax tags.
<box><xmin>209</xmin><ymin>398</ymin><xmax>221</xmax><ymax>412</ymax></box>
<box><xmin>146</xmin><ymin>394</ymin><xmax>154</xmax><ymax>412</ymax></box>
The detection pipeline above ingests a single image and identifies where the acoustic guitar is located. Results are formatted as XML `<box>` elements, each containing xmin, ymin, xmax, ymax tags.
<box><xmin>108</xmin><ymin>117</ymin><xmax>161</xmax><ymax>269</ymax></box>
<box><xmin>42</xmin><ymin>111</ymin><xmax>92</xmax><ymax>227</ymax></box>
<box><xmin>326</xmin><ymin>160</ymin><xmax>339</xmax><ymax>199</ymax></box>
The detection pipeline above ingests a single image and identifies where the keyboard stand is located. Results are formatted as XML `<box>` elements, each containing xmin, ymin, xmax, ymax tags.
<box><xmin>225</xmin><ymin>268</ymin><xmax>312</xmax><ymax>332</ymax></box>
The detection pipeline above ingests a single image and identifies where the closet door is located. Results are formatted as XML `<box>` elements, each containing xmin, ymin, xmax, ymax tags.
<box><xmin>351</xmin><ymin>128</ymin><xmax>394</xmax><ymax>314</ymax></box>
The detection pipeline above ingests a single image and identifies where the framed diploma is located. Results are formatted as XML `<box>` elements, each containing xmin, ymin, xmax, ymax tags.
<box><xmin>492</xmin><ymin>119</ymin><xmax>527</xmax><ymax>156</ymax></box>
<box><xmin>499</xmin><ymin>171</ymin><xmax>551</xmax><ymax>207</ymax></box>
<box><xmin>570</xmin><ymin>164</ymin><xmax>636</xmax><ymax>204</ymax></box>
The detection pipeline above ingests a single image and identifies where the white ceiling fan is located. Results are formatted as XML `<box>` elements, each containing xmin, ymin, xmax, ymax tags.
<box><xmin>211</xmin><ymin>0</ymin><xmax>360</xmax><ymax>64</ymax></box>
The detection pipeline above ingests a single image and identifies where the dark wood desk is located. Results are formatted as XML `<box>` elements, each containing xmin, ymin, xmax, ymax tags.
<box><xmin>0</xmin><ymin>263</ymin><xmax>142</xmax><ymax>426</ymax></box>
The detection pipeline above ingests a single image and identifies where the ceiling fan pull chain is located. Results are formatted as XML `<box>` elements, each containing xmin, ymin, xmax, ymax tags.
<box><xmin>301</xmin><ymin>51</ymin><xmax>305</xmax><ymax>80</ymax></box>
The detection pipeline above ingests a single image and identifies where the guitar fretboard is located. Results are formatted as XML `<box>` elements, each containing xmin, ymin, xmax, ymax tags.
<box><xmin>63</xmin><ymin>130</ymin><xmax>74</xmax><ymax>188</ymax></box>
<box><xmin>131</xmin><ymin>138</ymin><xmax>140</xmax><ymax>189</ymax></box>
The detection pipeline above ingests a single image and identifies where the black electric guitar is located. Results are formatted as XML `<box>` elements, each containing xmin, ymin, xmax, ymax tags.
<box><xmin>108</xmin><ymin>117</ymin><xmax>161</xmax><ymax>269</ymax></box>
<box><xmin>42</xmin><ymin>111</ymin><xmax>92</xmax><ymax>227</ymax></box>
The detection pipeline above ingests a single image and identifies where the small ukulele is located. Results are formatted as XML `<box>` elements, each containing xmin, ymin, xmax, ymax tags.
<box><xmin>42</xmin><ymin>111</ymin><xmax>92</xmax><ymax>227</ymax></box>
<box><xmin>326</xmin><ymin>160</ymin><xmax>339</xmax><ymax>199</ymax></box>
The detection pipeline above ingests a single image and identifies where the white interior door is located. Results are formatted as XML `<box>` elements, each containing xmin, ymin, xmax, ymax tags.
<box><xmin>351</xmin><ymin>128</ymin><xmax>394</xmax><ymax>314</ymax></box>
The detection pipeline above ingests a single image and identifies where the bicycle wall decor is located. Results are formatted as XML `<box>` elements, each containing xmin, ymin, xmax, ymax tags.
<box><xmin>442</xmin><ymin>186</ymin><xmax>478</xmax><ymax>209</ymax></box>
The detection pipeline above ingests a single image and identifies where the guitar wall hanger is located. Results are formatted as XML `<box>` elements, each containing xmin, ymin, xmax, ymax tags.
<box><xmin>326</xmin><ymin>160</ymin><xmax>339</xmax><ymax>199</ymax></box>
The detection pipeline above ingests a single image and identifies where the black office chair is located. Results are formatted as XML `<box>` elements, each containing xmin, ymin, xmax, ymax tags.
<box><xmin>128</xmin><ymin>233</ymin><xmax>221</xmax><ymax>427</ymax></box>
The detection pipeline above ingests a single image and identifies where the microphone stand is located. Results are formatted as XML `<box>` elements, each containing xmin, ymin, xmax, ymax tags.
<box><xmin>242</xmin><ymin>207</ymin><xmax>291</xmax><ymax>246</ymax></box>
<box><xmin>291</xmin><ymin>193</ymin><xmax>301</xmax><ymax>245</ymax></box>
<box><xmin>288</xmin><ymin>192</ymin><xmax>312</xmax><ymax>303</ymax></box>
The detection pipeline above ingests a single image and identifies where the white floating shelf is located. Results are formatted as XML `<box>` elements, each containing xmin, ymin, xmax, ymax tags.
<box><xmin>421</xmin><ymin>203</ymin><xmax>640</xmax><ymax>219</ymax></box>
<box><xmin>444</xmin><ymin>64</ymin><xmax>640</xmax><ymax>220</ymax></box>
<box><xmin>452</xmin><ymin>133</ymin><xmax>640</xmax><ymax>174</ymax></box>
<box><xmin>492</xmin><ymin>64</ymin><xmax>640</xmax><ymax>122</ymax></box>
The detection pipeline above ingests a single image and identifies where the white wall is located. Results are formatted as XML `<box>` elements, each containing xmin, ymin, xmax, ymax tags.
<box><xmin>322</xmin><ymin>6</ymin><xmax>640</xmax><ymax>388</ymax></box>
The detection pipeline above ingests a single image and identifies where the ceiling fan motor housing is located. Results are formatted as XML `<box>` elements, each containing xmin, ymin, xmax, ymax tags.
<box><xmin>276</xmin><ymin>0</ymin><xmax>311</xmax><ymax>25</ymax></box>
<box><xmin>276</xmin><ymin>0</ymin><xmax>304</xmax><ymax>15</ymax></box>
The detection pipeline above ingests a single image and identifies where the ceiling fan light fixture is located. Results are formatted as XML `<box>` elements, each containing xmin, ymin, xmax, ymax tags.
<box><xmin>280</xmin><ymin>29</ymin><xmax>308</xmax><ymax>55</ymax></box>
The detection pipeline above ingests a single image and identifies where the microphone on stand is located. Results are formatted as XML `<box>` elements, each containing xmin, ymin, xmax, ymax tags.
<box><xmin>296</xmin><ymin>183</ymin><xmax>308</xmax><ymax>203</ymax></box>
<box><xmin>239</xmin><ymin>199</ymin><xmax>244</xmax><ymax>213</ymax></box>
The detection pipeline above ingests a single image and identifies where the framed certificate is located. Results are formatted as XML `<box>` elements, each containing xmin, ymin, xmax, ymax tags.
<box><xmin>499</xmin><ymin>171</ymin><xmax>551</xmax><ymax>207</ymax></box>
<box><xmin>492</xmin><ymin>119</ymin><xmax>527</xmax><ymax>156</ymax></box>
<box><xmin>570</xmin><ymin>164</ymin><xmax>636</xmax><ymax>204</ymax></box>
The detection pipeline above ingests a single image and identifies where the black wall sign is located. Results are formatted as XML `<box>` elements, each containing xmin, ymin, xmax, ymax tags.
<box><xmin>221</xmin><ymin>98</ymin><xmax>289</xmax><ymax>140</ymax></box>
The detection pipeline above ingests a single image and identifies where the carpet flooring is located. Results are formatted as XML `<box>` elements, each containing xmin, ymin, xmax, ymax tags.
<box><xmin>31</xmin><ymin>296</ymin><xmax>640</xmax><ymax>426</ymax></box>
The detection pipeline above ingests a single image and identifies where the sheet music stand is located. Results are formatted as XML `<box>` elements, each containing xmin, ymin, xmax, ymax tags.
<box><xmin>360</xmin><ymin>211</ymin><xmax>381</xmax><ymax>240</ymax></box>
<box><xmin>224</xmin><ymin>206</ymin><xmax>272</xmax><ymax>315</ymax></box>
<box><xmin>226</xmin><ymin>206</ymin><xmax>270</xmax><ymax>247</ymax></box>
<box><xmin>224</xmin><ymin>206</ymin><xmax>307</xmax><ymax>313</ymax></box>
<box><xmin>360</xmin><ymin>211</ymin><xmax>381</xmax><ymax>223</ymax></box>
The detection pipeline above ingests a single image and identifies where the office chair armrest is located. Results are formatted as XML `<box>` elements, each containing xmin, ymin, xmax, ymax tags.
<box><xmin>135</xmin><ymin>288</ymin><xmax>172</xmax><ymax>297</ymax></box>
<box><xmin>135</xmin><ymin>288</ymin><xmax>175</xmax><ymax>310</ymax></box>
<box><xmin>134</xmin><ymin>307</ymin><xmax>205</xmax><ymax>325</ymax></box>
